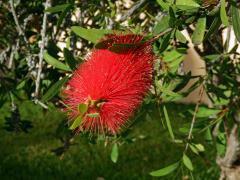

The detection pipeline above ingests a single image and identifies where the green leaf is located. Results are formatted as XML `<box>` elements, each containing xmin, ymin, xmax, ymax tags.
<box><xmin>42</xmin><ymin>76</ymin><xmax>69</xmax><ymax>102</ymax></box>
<box><xmin>43</xmin><ymin>51</ymin><xmax>71</xmax><ymax>71</ymax></box>
<box><xmin>159</xmin><ymin>32</ymin><xmax>172</xmax><ymax>53</ymax></box>
<box><xmin>189</xmin><ymin>144</ymin><xmax>199</xmax><ymax>155</ymax></box>
<box><xmin>196</xmin><ymin>107</ymin><xmax>220</xmax><ymax>118</ymax></box>
<box><xmin>78</xmin><ymin>103</ymin><xmax>88</xmax><ymax>114</ymax></box>
<box><xmin>163</xmin><ymin>106</ymin><xmax>175</xmax><ymax>140</ymax></box>
<box><xmin>150</xmin><ymin>161</ymin><xmax>179</xmax><ymax>176</ymax></box>
<box><xmin>153</xmin><ymin>15</ymin><xmax>170</xmax><ymax>35</ymax></box>
<box><xmin>231</xmin><ymin>3</ymin><xmax>240</xmax><ymax>42</ymax></box>
<box><xmin>176</xmin><ymin>0</ymin><xmax>200</xmax><ymax>10</ymax></box>
<box><xmin>71</xmin><ymin>26</ymin><xmax>112</xmax><ymax>44</ymax></box>
<box><xmin>192</xmin><ymin>16</ymin><xmax>206</xmax><ymax>45</ymax></box>
<box><xmin>220</xmin><ymin>0</ymin><xmax>229</xmax><ymax>26</ymax></box>
<box><xmin>111</xmin><ymin>143</ymin><xmax>119</xmax><ymax>163</ymax></box>
<box><xmin>69</xmin><ymin>115</ymin><xmax>83</xmax><ymax>130</ymax></box>
<box><xmin>45</xmin><ymin>4</ymin><xmax>72</xmax><ymax>13</ymax></box>
<box><xmin>194</xmin><ymin>143</ymin><xmax>205</xmax><ymax>152</ymax></box>
<box><xmin>204</xmin><ymin>16</ymin><xmax>221</xmax><ymax>41</ymax></box>
<box><xmin>156</xmin><ymin>0</ymin><xmax>170</xmax><ymax>10</ymax></box>
<box><xmin>175</xmin><ymin>30</ymin><xmax>187</xmax><ymax>43</ymax></box>
<box><xmin>182</xmin><ymin>153</ymin><xmax>193</xmax><ymax>171</ymax></box>
<box><xmin>64</xmin><ymin>48</ymin><xmax>77</xmax><ymax>70</ymax></box>
<box><xmin>86</xmin><ymin>113</ymin><xmax>100</xmax><ymax>118</ymax></box>
<box><xmin>159</xmin><ymin>86</ymin><xmax>182</xmax><ymax>97</ymax></box>
<box><xmin>56</xmin><ymin>5</ymin><xmax>73</xmax><ymax>29</ymax></box>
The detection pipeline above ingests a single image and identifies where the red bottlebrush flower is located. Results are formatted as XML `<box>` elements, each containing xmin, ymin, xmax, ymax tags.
<box><xmin>64</xmin><ymin>34</ymin><xmax>154</xmax><ymax>135</ymax></box>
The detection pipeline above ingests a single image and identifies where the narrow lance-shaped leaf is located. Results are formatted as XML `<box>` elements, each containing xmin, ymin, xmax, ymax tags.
<box><xmin>43</xmin><ymin>51</ymin><xmax>71</xmax><ymax>71</ymax></box>
<box><xmin>42</xmin><ymin>76</ymin><xmax>69</xmax><ymax>102</ymax></box>
<box><xmin>176</xmin><ymin>0</ymin><xmax>200</xmax><ymax>10</ymax></box>
<box><xmin>86</xmin><ymin>113</ymin><xmax>100</xmax><ymax>118</ymax></box>
<box><xmin>204</xmin><ymin>16</ymin><xmax>221</xmax><ymax>41</ymax></box>
<box><xmin>163</xmin><ymin>105</ymin><xmax>175</xmax><ymax>140</ymax></box>
<box><xmin>69</xmin><ymin>115</ymin><xmax>83</xmax><ymax>130</ymax></box>
<box><xmin>64</xmin><ymin>48</ymin><xmax>77</xmax><ymax>70</ymax></box>
<box><xmin>220</xmin><ymin>0</ymin><xmax>229</xmax><ymax>26</ymax></box>
<box><xmin>182</xmin><ymin>153</ymin><xmax>194</xmax><ymax>171</ymax></box>
<box><xmin>231</xmin><ymin>3</ymin><xmax>240</xmax><ymax>42</ymax></box>
<box><xmin>71</xmin><ymin>26</ymin><xmax>112</xmax><ymax>44</ymax></box>
<box><xmin>192</xmin><ymin>17</ymin><xmax>206</xmax><ymax>45</ymax></box>
<box><xmin>111</xmin><ymin>143</ymin><xmax>119</xmax><ymax>163</ymax></box>
<box><xmin>150</xmin><ymin>161</ymin><xmax>180</xmax><ymax>177</ymax></box>
<box><xmin>45</xmin><ymin>4</ymin><xmax>72</xmax><ymax>13</ymax></box>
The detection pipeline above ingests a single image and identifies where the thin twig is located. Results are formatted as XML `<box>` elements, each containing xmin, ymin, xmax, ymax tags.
<box><xmin>120</xmin><ymin>0</ymin><xmax>146</xmax><ymax>22</ymax></box>
<box><xmin>34</xmin><ymin>99</ymin><xmax>49</xmax><ymax>109</ymax></box>
<box><xmin>34</xmin><ymin>0</ymin><xmax>51</xmax><ymax>99</ymax></box>
<box><xmin>9</xmin><ymin>0</ymin><xmax>28</xmax><ymax>44</ymax></box>
<box><xmin>184</xmin><ymin>85</ymin><xmax>204</xmax><ymax>152</ymax></box>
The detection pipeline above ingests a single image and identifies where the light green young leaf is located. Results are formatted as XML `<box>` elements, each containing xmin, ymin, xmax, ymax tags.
<box><xmin>78</xmin><ymin>103</ymin><xmax>88</xmax><ymax>114</ymax></box>
<box><xmin>189</xmin><ymin>144</ymin><xmax>199</xmax><ymax>155</ymax></box>
<box><xmin>43</xmin><ymin>51</ymin><xmax>71</xmax><ymax>71</ymax></box>
<box><xmin>156</xmin><ymin>0</ymin><xmax>170</xmax><ymax>10</ymax></box>
<box><xmin>176</xmin><ymin>0</ymin><xmax>200</xmax><ymax>10</ymax></box>
<box><xmin>196</xmin><ymin>107</ymin><xmax>220</xmax><ymax>118</ymax></box>
<box><xmin>69</xmin><ymin>115</ymin><xmax>83</xmax><ymax>130</ymax></box>
<box><xmin>220</xmin><ymin>0</ymin><xmax>229</xmax><ymax>26</ymax></box>
<box><xmin>150</xmin><ymin>161</ymin><xmax>179</xmax><ymax>176</ymax></box>
<box><xmin>111</xmin><ymin>143</ymin><xmax>119</xmax><ymax>163</ymax></box>
<box><xmin>194</xmin><ymin>144</ymin><xmax>205</xmax><ymax>152</ymax></box>
<box><xmin>192</xmin><ymin>16</ymin><xmax>206</xmax><ymax>45</ymax></box>
<box><xmin>86</xmin><ymin>113</ymin><xmax>100</xmax><ymax>118</ymax></box>
<box><xmin>182</xmin><ymin>153</ymin><xmax>194</xmax><ymax>171</ymax></box>
<box><xmin>71</xmin><ymin>26</ymin><xmax>112</xmax><ymax>44</ymax></box>
<box><xmin>176</xmin><ymin>30</ymin><xmax>187</xmax><ymax>43</ymax></box>
<box><xmin>163</xmin><ymin>106</ymin><xmax>175</xmax><ymax>140</ymax></box>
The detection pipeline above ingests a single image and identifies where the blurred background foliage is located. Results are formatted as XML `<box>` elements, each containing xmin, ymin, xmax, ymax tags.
<box><xmin>1</xmin><ymin>0</ymin><xmax>240</xmax><ymax>179</ymax></box>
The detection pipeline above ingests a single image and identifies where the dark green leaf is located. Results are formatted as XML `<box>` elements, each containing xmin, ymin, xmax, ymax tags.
<box><xmin>163</xmin><ymin>106</ymin><xmax>175</xmax><ymax>140</ymax></box>
<box><xmin>231</xmin><ymin>3</ymin><xmax>240</xmax><ymax>42</ymax></box>
<box><xmin>111</xmin><ymin>143</ymin><xmax>119</xmax><ymax>163</ymax></box>
<box><xmin>64</xmin><ymin>48</ymin><xmax>77</xmax><ymax>70</ymax></box>
<box><xmin>43</xmin><ymin>51</ymin><xmax>71</xmax><ymax>71</ymax></box>
<box><xmin>45</xmin><ymin>4</ymin><xmax>72</xmax><ymax>13</ymax></box>
<box><xmin>183</xmin><ymin>153</ymin><xmax>194</xmax><ymax>171</ymax></box>
<box><xmin>42</xmin><ymin>76</ymin><xmax>69</xmax><ymax>102</ymax></box>
<box><xmin>69</xmin><ymin>115</ymin><xmax>83</xmax><ymax>130</ymax></box>
<box><xmin>109</xmin><ymin>43</ymin><xmax>142</xmax><ymax>53</ymax></box>
<box><xmin>78</xmin><ymin>103</ymin><xmax>88</xmax><ymax>114</ymax></box>
<box><xmin>71</xmin><ymin>26</ymin><xmax>112</xmax><ymax>44</ymax></box>
<box><xmin>220</xmin><ymin>0</ymin><xmax>229</xmax><ymax>26</ymax></box>
<box><xmin>159</xmin><ymin>32</ymin><xmax>171</xmax><ymax>53</ymax></box>
<box><xmin>192</xmin><ymin>17</ymin><xmax>206</xmax><ymax>45</ymax></box>
<box><xmin>57</xmin><ymin>5</ymin><xmax>73</xmax><ymax>29</ymax></box>
<box><xmin>150</xmin><ymin>161</ymin><xmax>179</xmax><ymax>176</ymax></box>
<box><xmin>204</xmin><ymin>16</ymin><xmax>221</xmax><ymax>41</ymax></box>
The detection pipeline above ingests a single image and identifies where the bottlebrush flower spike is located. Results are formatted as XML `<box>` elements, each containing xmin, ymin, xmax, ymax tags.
<box><xmin>64</xmin><ymin>33</ymin><xmax>155</xmax><ymax>135</ymax></box>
